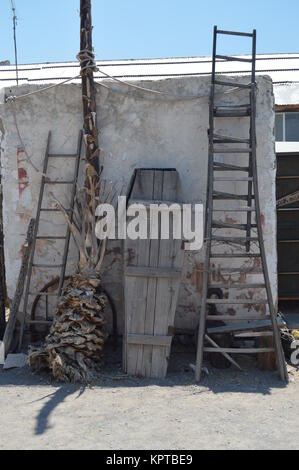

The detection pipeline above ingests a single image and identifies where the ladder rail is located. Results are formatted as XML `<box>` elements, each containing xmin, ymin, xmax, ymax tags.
<box><xmin>195</xmin><ymin>25</ymin><xmax>217</xmax><ymax>382</ymax></box>
<box><xmin>57</xmin><ymin>130</ymin><xmax>83</xmax><ymax>297</ymax></box>
<box><xmin>249</xmin><ymin>77</ymin><xmax>288</xmax><ymax>381</ymax></box>
<box><xmin>245</xmin><ymin>29</ymin><xmax>257</xmax><ymax>253</ymax></box>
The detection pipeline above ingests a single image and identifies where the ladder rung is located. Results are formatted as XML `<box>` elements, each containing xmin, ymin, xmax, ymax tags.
<box><xmin>214</xmin><ymin>177</ymin><xmax>253</xmax><ymax>182</ymax></box>
<box><xmin>45</xmin><ymin>180</ymin><xmax>75</xmax><ymax>185</ymax></box>
<box><xmin>204</xmin><ymin>347</ymin><xmax>274</xmax><ymax>354</ymax></box>
<box><xmin>214</xmin><ymin>80</ymin><xmax>252</xmax><ymax>89</ymax></box>
<box><xmin>215</xmin><ymin>104</ymin><xmax>251</xmax><ymax>108</ymax></box>
<box><xmin>32</xmin><ymin>264</ymin><xmax>63</xmax><ymax>268</ymax></box>
<box><xmin>36</xmin><ymin>236</ymin><xmax>67</xmax><ymax>240</ymax></box>
<box><xmin>208</xmin><ymin>283</ymin><xmax>265</xmax><ymax>289</ymax></box>
<box><xmin>235</xmin><ymin>332</ymin><xmax>273</xmax><ymax>338</ymax></box>
<box><xmin>216</xmin><ymin>29</ymin><xmax>253</xmax><ymax>38</ymax></box>
<box><xmin>209</xmin><ymin>327</ymin><xmax>272</xmax><ymax>336</ymax></box>
<box><xmin>207</xmin><ymin>319</ymin><xmax>280</xmax><ymax>334</ymax></box>
<box><xmin>213</xmin><ymin>191</ymin><xmax>254</xmax><ymax>200</ymax></box>
<box><xmin>211</xmin><ymin>236</ymin><xmax>259</xmax><ymax>243</ymax></box>
<box><xmin>206</xmin><ymin>299</ymin><xmax>268</xmax><ymax>305</ymax></box>
<box><xmin>212</xmin><ymin>221</ymin><xmax>257</xmax><ymax>230</ymax></box>
<box><xmin>29</xmin><ymin>292</ymin><xmax>58</xmax><ymax>296</ymax></box>
<box><xmin>210</xmin><ymin>268</ymin><xmax>263</xmax><ymax>274</ymax></box>
<box><xmin>214</xmin><ymin>103</ymin><xmax>251</xmax><ymax>111</ymax></box>
<box><xmin>48</xmin><ymin>154</ymin><xmax>77</xmax><ymax>159</ymax></box>
<box><xmin>214</xmin><ymin>108</ymin><xmax>251</xmax><ymax>118</ymax></box>
<box><xmin>213</xmin><ymin>134</ymin><xmax>250</xmax><ymax>144</ymax></box>
<box><xmin>210</xmin><ymin>253</ymin><xmax>260</xmax><ymax>258</ymax></box>
<box><xmin>214</xmin><ymin>148</ymin><xmax>252</xmax><ymax>154</ymax></box>
<box><xmin>213</xmin><ymin>162</ymin><xmax>249</xmax><ymax>172</ymax></box>
<box><xmin>207</xmin><ymin>315</ymin><xmax>268</xmax><ymax>321</ymax></box>
<box><xmin>215</xmin><ymin>54</ymin><xmax>252</xmax><ymax>63</ymax></box>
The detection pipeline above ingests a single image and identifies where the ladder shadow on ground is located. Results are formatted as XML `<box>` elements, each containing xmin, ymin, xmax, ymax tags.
<box><xmin>97</xmin><ymin>343</ymin><xmax>288</xmax><ymax>395</ymax></box>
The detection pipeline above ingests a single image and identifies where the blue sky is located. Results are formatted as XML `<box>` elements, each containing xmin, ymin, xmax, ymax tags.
<box><xmin>1</xmin><ymin>0</ymin><xmax>298</xmax><ymax>64</ymax></box>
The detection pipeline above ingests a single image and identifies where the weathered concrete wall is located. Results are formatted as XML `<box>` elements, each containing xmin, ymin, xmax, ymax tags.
<box><xmin>0</xmin><ymin>75</ymin><xmax>277</xmax><ymax>332</ymax></box>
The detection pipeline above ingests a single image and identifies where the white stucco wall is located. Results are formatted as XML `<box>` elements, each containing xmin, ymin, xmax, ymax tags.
<box><xmin>274</xmin><ymin>82</ymin><xmax>299</xmax><ymax>154</ymax></box>
<box><xmin>0</xmin><ymin>75</ymin><xmax>277</xmax><ymax>332</ymax></box>
<box><xmin>274</xmin><ymin>83</ymin><xmax>299</xmax><ymax>106</ymax></box>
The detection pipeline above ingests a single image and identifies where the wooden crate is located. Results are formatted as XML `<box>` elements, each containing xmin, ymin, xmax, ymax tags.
<box><xmin>123</xmin><ymin>169</ymin><xmax>185</xmax><ymax>378</ymax></box>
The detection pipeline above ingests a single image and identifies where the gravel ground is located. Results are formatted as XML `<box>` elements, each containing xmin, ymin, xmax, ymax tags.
<box><xmin>0</xmin><ymin>343</ymin><xmax>299</xmax><ymax>450</ymax></box>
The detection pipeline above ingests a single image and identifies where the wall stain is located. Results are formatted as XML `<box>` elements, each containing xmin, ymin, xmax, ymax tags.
<box><xmin>17</xmin><ymin>147</ymin><xmax>29</xmax><ymax>197</ymax></box>
<box><xmin>19</xmin><ymin>210</ymin><xmax>32</xmax><ymax>225</ymax></box>
<box><xmin>190</xmin><ymin>261</ymin><xmax>204</xmax><ymax>293</ymax></box>
<box><xmin>36</xmin><ymin>239</ymin><xmax>55</xmax><ymax>256</ymax></box>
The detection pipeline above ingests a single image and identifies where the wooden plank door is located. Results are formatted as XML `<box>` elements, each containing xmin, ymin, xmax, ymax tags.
<box><xmin>124</xmin><ymin>169</ymin><xmax>185</xmax><ymax>378</ymax></box>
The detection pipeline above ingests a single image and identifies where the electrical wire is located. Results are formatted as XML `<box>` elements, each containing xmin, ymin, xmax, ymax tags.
<box><xmin>5</xmin><ymin>64</ymin><xmax>252</xmax><ymax>103</ymax></box>
<box><xmin>5</xmin><ymin>51</ymin><xmax>255</xmax><ymax>176</ymax></box>
<box><xmin>5</xmin><ymin>72</ymin><xmax>84</xmax><ymax>102</ymax></box>
<box><xmin>5</xmin><ymin>48</ymin><xmax>254</xmax><ymax>102</ymax></box>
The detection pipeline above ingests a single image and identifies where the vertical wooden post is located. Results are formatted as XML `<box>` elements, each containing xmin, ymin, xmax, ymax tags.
<box><xmin>78</xmin><ymin>0</ymin><xmax>100</xmax><ymax>180</ymax></box>
<box><xmin>0</xmin><ymin>181</ymin><xmax>7</xmax><ymax>340</ymax></box>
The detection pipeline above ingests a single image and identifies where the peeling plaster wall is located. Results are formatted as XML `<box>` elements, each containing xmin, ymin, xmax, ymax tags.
<box><xmin>0</xmin><ymin>75</ymin><xmax>277</xmax><ymax>332</ymax></box>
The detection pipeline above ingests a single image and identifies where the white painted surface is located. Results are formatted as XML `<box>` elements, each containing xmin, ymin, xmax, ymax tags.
<box><xmin>274</xmin><ymin>84</ymin><xmax>299</xmax><ymax>106</ymax></box>
<box><xmin>276</xmin><ymin>142</ymin><xmax>299</xmax><ymax>153</ymax></box>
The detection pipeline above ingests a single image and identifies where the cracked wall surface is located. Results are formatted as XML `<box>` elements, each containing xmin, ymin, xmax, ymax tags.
<box><xmin>0</xmin><ymin>75</ymin><xmax>277</xmax><ymax>331</ymax></box>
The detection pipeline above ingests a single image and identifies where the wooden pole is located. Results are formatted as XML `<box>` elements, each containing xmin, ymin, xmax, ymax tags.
<box><xmin>78</xmin><ymin>0</ymin><xmax>103</xmax><ymax>272</ymax></box>
<box><xmin>79</xmin><ymin>0</ymin><xmax>100</xmax><ymax>179</ymax></box>
<box><xmin>3</xmin><ymin>219</ymin><xmax>35</xmax><ymax>354</ymax></box>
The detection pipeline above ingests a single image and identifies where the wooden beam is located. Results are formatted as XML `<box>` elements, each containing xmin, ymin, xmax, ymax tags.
<box><xmin>207</xmin><ymin>318</ymin><xmax>282</xmax><ymax>335</ymax></box>
<box><xmin>0</xmin><ymin>180</ymin><xmax>7</xmax><ymax>339</ymax></box>
<box><xmin>127</xmin><ymin>334</ymin><xmax>172</xmax><ymax>347</ymax></box>
<box><xmin>205</xmin><ymin>335</ymin><xmax>242</xmax><ymax>371</ymax></box>
<box><xmin>276</xmin><ymin>104</ymin><xmax>299</xmax><ymax>113</ymax></box>
<box><xmin>3</xmin><ymin>219</ymin><xmax>35</xmax><ymax>354</ymax></box>
<box><xmin>204</xmin><ymin>347</ymin><xmax>275</xmax><ymax>354</ymax></box>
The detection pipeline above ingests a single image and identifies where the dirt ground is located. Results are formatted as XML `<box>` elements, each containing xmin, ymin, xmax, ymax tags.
<box><xmin>1</xmin><ymin>342</ymin><xmax>299</xmax><ymax>450</ymax></box>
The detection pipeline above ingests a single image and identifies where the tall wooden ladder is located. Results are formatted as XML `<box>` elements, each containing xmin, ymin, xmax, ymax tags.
<box><xmin>195</xmin><ymin>27</ymin><xmax>288</xmax><ymax>382</ymax></box>
<box><xmin>18</xmin><ymin>130</ymin><xmax>83</xmax><ymax>349</ymax></box>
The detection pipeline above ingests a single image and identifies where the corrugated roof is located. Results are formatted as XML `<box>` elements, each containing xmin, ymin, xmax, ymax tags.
<box><xmin>1</xmin><ymin>53</ymin><xmax>299</xmax><ymax>88</ymax></box>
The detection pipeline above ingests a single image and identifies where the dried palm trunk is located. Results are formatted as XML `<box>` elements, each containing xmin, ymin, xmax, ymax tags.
<box><xmin>28</xmin><ymin>178</ymin><xmax>114</xmax><ymax>383</ymax></box>
<box><xmin>28</xmin><ymin>1</ymin><xmax>113</xmax><ymax>383</ymax></box>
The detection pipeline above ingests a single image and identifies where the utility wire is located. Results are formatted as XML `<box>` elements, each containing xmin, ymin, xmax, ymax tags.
<box><xmin>11</xmin><ymin>0</ymin><xmax>19</xmax><ymax>86</ymax></box>
<box><xmin>6</xmin><ymin>64</ymin><xmax>251</xmax><ymax>103</ymax></box>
